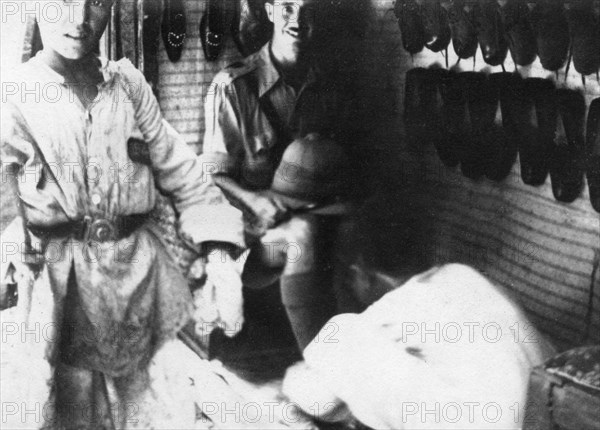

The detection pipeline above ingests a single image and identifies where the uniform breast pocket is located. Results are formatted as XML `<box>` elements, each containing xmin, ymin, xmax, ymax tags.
<box><xmin>243</xmin><ymin>134</ymin><xmax>277</xmax><ymax>189</ymax></box>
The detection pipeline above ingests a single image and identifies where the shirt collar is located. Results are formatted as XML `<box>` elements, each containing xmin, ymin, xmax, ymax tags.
<box><xmin>256</xmin><ymin>43</ymin><xmax>317</xmax><ymax>98</ymax></box>
<box><xmin>31</xmin><ymin>50</ymin><xmax>114</xmax><ymax>86</ymax></box>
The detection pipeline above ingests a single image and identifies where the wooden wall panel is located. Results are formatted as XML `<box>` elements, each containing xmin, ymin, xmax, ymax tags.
<box><xmin>155</xmin><ymin>0</ymin><xmax>600</xmax><ymax>350</ymax></box>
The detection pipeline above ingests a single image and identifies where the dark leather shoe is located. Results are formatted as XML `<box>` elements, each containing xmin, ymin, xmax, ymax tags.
<box><xmin>519</xmin><ymin>78</ymin><xmax>555</xmax><ymax>186</ymax></box>
<box><xmin>474</xmin><ymin>0</ymin><xmax>508</xmax><ymax>66</ymax></box>
<box><xmin>439</xmin><ymin>70</ymin><xmax>469</xmax><ymax>167</ymax></box>
<box><xmin>499</xmin><ymin>0</ymin><xmax>537</xmax><ymax>67</ymax></box>
<box><xmin>201</xmin><ymin>0</ymin><xmax>232</xmax><ymax>61</ymax></box>
<box><xmin>483</xmin><ymin>72</ymin><xmax>517</xmax><ymax>181</ymax></box>
<box><xmin>530</xmin><ymin>0</ymin><xmax>569</xmax><ymax>72</ymax></box>
<box><xmin>395</xmin><ymin>0</ymin><xmax>426</xmax><ymax>55</ymax></box>
<box><xmin>142</xmin><ymin>0</ymin><xmax>162</xmax><ymax>94</ymax></box>
<box><xmin>586</xmin><ymin>98</ymin><xmax>600</xmax><ymax>212</ymax></box>
<box><xmin>550</xmin><ymin>89</ymin><xmax>586</xmax><ymax>203</ymax></box>
<box><xmin>233</xmin><ymin>0</ymin><xmax>273</xmax><ymax>56</ymax></box>
<box><xmin>463</xmin><ymin>72</ymin><xmax>494</xmax><ymax>180</ymax></box>
<box><xmin>567</xmin><ymin>0</ymin><xmax>600</xmax><ymax>76</ymax></box>
<box><xmin>429</xmin><ymin>68</ymin><xmax>459</xmax><ymax>167</ymax></box>
<box><xmin>447</xmin><ymin>0</ymin><xmax>478</xmax><ymax>59</ymax></box>
<box><xmin>162</xmin><ymin>0</ymin><xmax>187</xmax><ymax>62</ymax></box>
<box><xmin>495</xmin><ymin>73</ymin><xmax>531</xmax><ymax>183</ymax></box>
<box><xmin>421</xmin><ymin>0</ymin><xmax>451</xmax><ymax>53</ymax></box>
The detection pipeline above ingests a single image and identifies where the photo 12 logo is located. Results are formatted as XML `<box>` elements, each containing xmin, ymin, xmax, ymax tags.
<box><xmin>2</xmin><ymin>1</ymin><xmax>116</xmax><ymax>25</ymax></box>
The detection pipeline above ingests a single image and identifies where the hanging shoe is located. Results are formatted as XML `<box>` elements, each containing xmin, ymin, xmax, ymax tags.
<box><xmin>463</xmin><ymin>72</ymin><xmax>495</xmax><ymax>180</ymax></box>
<box><xmin>550</xmin><ymin>89</ymin><xmax>586</xmax><ymax>203</ymax></box>
<box><xmin>499</xmin><ymin>0</ymin><xmax>537</xmax><ymax>67</ymax></box>
<box><xmin>567</xmin><ymin>0</ymin><xmax>600</xmax><ymax>77</ymax></box>
<box><xmin>447</xmin><ymin>0</ymin><xmax>478</xmax><ymax>60</ymax></box>
<box><xmin>495</xmin><ymin>73</ymin><xmax>531</xmax><ymax>183</ymax></box>
<box><xmin>394</xmin><ymin>0</ymin><xmax>426</xmax><ymax>55</ymax></box>
<box><xmin>586</xmin><ymin>98</ymin><xmax>600</xmax><ymax>212</ymax></box>
<box><xmin>518</xmin><ymin>78</ymin><xmax>555</xmax><ymax>186</ymax></box>
<box><xmin>530</xmin><ymin>0</ymin><xmax>569</xmax><ymax>72</ymax></box>
<box><xmin>162</xmin><ymin>0</ymin><xmax>187</xmax><ymax>62</ymax></box>
<box><xmin>439</xmin><ymin>70</ymin><xmax>469</xmax><ymax>168</ymax></box>
<box><xmin>421</xmin><ymin>0</ymin><xmax>451</xmax><ymax>53</ymax></box>
<box><xmin>474</xmin><ymin>0</ymin><xmax>508</xmax><ymax>66</ymax></box>
<box><xmin>429</xmin><ymin>68</ymin><xmax>459</xmax><ymax>167</ymax></box>
<box><xmin>233</xmin><ymin>0</ymin><xmax>273</xmax><ymax>56</ymax></box>
<box><xmin>142</xmin><ymin>0</ymin><xmax>162</xmax><ymax>95</ymax></box>
<box><xmin>201</xmin><ymin>0</ymin><xmax>232</xmax><ymax>61</ymax></box>
<box><xmin>479</xmin><ymin>72</ymin><xmax>517</xmax><ymax>181</ymax></box>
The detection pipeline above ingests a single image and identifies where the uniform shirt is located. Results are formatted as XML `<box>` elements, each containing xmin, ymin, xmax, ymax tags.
<box><xmin>202</xmin><ymin>43</ymin><xmax>353</xmax><ymax>247</ymax></box>
<box><xmin>0</xmin><ymin>53</ymin><xmax>234</xmax><ymax>375</ymax></box>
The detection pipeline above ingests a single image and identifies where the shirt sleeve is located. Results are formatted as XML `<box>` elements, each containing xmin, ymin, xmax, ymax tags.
<box><xmin>119</xmin><ymin>60</ymin><xmax>245</xmax><ymax>247</ymax></box>
<box><xmin>1</xmin><ymin>101</ymin><xmax>35</xmax><ymax>168</ymax></box>
<box><xmin>196</xmin><ymin>74</ymin><xmax>249</xmax><ymax>246</ymax></box>
<box><xmin>202</xmin><ymin>73</ymin><xmax>246</xmax><ymax>176</ymax></box>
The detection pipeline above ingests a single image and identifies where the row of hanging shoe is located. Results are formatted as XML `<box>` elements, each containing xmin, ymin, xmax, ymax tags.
<box><xmin>404</xmin><ymin>67</ymin><xmax>600</xmax><ymax>212</ymax></box>
<box><xmin>152</xmin><ymin>0</ymin><xmax>272</xmax><ymax>64</ymax></box>
<box><xmin>394</xmin><ymin>0</ymin><xmax>600</xmax><ymax>80</ymax></box>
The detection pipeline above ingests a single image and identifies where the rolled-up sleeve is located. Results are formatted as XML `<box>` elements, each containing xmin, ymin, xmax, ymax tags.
<box><xmin>121</xmin><ymin>60</ymin><xmax>245</xmax><ymax>246</ymax></box>
<box><xmin>1</xmin><ymin>101</ymin><xmax>35</xmax><ymax>168</ymax></box>
<box><xmin>195</xmin><ymin>74</ymin><xmax>251</xmax><ymax>246</ymax></box>
<box><xmin>202</xmin><ymin>75</ymin><xmax>245</xmax><ymax>177</ymax></box>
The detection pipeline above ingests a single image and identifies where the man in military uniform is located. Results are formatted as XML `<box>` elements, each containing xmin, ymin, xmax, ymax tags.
<box><xmin>200</xmin><ymin>0</ymin><xmax>354</xmax><ymax>350</ymax></box>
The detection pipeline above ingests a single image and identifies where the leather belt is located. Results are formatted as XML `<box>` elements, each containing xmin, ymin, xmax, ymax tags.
<box><xmin>29</xmin><ymin>214</ymin><xmax>149</xmax><ymax>242</ymax></box>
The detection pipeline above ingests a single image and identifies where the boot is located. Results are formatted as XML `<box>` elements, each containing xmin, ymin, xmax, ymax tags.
<box><xmin>447</xmin><ymin>0</ymin><xmax>478</xmax><ymax>60</ymax></box>
<box><xmin>520</xmin><ymin>78</ymin><xmax>555</xmax><ymax>186</ymax></box>
<box><xmin>499</xmin><ymin>0</ymin><xmax>537</xmax><ymax>67</ymax></box>
<box><xmin>567</xmin><ymin>0</ymin><xmax>600</xmax><ymax>77</ymax></box>
<box><xmin>394</xmin><ymin>0</ymin><xmax>426</xmax><ymax>55</ymax></box>
<box><xmin>439</xmin><ymin>70</ymin><xmax>469</xmax><ymax>168</ymax></box>
<box><xmin>463</xmin><ymin>71</ymin><xmax>493</xmax><ymax>180</ymax></box>
<box><xmin>530</xmin><ymin>0</ymin><xmax>569</xmax><ymax>72</ymax></box>
<box><xmin>586</xmin><ymin>98</ymin><xmax>600</xmax><ymax>212</ymax></box>
<box><xmin>474</xmin><ymin>0</ymin><xmax>508</xmax><ymax>66</ymax></box>
<box><xmin>421</xmin><ymin>0</ymin><xmax>451</xmax><ymax>53</ymax></box>
<box><xmin>550</xmin><ymin>89</ymin><xmax>586</xmax><ymax>203</ymax></box>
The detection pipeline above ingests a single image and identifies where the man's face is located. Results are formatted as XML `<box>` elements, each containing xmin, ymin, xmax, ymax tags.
<box><xmin>37</xmin><ymin>0</ymin><xmax>113</xmax><ymax>60</ymax></box>
<box><xmin>266</xmin><ymin>0</ymin><xmax>318</xmax><ymax>59</ymax></box>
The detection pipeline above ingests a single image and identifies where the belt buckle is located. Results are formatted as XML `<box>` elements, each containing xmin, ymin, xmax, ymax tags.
<box><xmin>87</xmin><ymin>218</ymin><xmax>116</xmax><ymax>242</ymax></box>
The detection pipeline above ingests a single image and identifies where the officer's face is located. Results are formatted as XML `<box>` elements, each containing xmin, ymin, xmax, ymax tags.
<box><xmin>37</xmin><ymin>0</ymin><xmax>113</xmax><ymax>60</ymax></box>
<box><xmin>266</xmin><ymin>0</ymin><xmax>317</xmax><ymax>59</ymax></box>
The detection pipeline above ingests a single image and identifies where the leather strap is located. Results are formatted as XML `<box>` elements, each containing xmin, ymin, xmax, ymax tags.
<box><xmin>29</xmin><ymin>213</ymin><xmax>149</xmax><ymax>243</ymax></box>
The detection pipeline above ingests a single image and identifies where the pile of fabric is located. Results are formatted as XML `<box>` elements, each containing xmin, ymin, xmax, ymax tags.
<box><xmin>283</xmin><ymin>264</ymin><xmax>557</xmax><ymax>430</ymax></box>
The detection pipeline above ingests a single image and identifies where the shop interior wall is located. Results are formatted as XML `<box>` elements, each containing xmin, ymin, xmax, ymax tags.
<box><xmin>158</xmin><ymin>0</ymin><xmax>600</xmax><ymax>350</ymax></box>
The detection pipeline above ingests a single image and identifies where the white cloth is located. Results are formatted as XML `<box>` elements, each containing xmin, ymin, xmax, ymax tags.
<box><xmin>297</xmin><ymin>264</ymin><xmax>556</xmax><ymax>430</ymax></box>
<box><xmin>193</xmin><ymin>250</ymin><xmax>249</xmax><ymax>338</ymax></box>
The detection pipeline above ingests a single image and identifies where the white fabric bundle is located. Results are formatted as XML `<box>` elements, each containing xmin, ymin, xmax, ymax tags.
<box><xmin>286</xmin><ymin>264</ymin><xmax>556</xmax><ymax>430</ymax></box>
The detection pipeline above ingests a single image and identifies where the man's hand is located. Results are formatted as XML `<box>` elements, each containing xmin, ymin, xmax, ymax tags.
<box><xmin>244</xmin><ymin>193</ymin><xmax>290</xmax><ymax>237</ymax></box>
<box><xmin>212</xmin><ymin>175</ymin><xmax>290</xmax><ymax>237</ymax></box>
